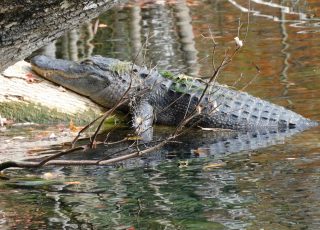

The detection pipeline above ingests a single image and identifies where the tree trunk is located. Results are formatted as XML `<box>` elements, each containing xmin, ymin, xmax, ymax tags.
<box><xmin>0</xmin><ymin>0</ymin><xmax>125</xmax><ymax>72</ymax></box>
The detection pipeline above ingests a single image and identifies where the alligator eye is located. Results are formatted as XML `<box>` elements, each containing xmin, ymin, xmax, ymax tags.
<box><xmin>81</xmin><ymin>59</ymin><xmax>94</xmax><ymax>65</ymax></box>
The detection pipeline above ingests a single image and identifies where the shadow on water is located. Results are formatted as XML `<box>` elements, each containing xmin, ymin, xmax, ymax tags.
<box><xmin>2</xmin><ymin>0</ymin><xmax>320</xmax><ymax>229</ymax></box>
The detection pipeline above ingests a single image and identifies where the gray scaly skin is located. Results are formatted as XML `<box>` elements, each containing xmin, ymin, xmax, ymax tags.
<box><xmin>31</xmin><ymin>55</ymin><xmax>318</xmax><ymax>140</ymax></box>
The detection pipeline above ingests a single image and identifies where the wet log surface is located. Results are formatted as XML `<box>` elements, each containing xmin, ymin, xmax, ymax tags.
<box><xmin>0</xmin><ymin>0</ymin><xmax>124</xmax><ymax>72</ymax></box>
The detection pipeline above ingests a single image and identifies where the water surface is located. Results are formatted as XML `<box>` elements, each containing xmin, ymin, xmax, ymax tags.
<box><xmin>2</xmin><ymin>0</ymin><xmax>320</xmax><ymax>229</ymax></box>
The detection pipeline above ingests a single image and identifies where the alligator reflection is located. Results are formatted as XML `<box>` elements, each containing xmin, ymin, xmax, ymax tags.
<box><xmin>65</xmin><ymin>126</ymin><xmax>312</xmax><ymax>166</ymax></box>
<box><xmin>174</xmin><ymin>127</ymin><xmax>308</xmax><ymax>157</ymax></box>
<box><xmin>1</xmin><ymin>126</ymin><xmax>316</xmax><ymax>229</ymax></box>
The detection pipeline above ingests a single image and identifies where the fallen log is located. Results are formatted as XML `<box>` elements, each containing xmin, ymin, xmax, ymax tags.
<box><xmin>0</xmin><ymin>60</ymin><xmax>104</xmax><ymax>123</ymax></box>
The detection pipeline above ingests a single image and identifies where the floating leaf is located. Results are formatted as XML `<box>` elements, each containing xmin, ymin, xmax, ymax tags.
<box><xmin>203</xmin><ymin>162</ymin><xmax>226</xmax><ymax>170</ymax></box>
<box><xmin>42</xmin><ymin>172</ymin><xmax>59</xmax><ymax>180</ymax></box>
<box><xmin>192</xmin><ymin>148</ymin><xmax>210</xmax><ymax>157</ymax></box>
<box><xmin>98</xmin><ymin>23</ymin><xmax>108</xmax><ymax>28</ymax></box>
<box><xmin>286</xmin><ymin>157</ymin><xmax>296</xmax><ymax>160</ymax></box>
<box><xmin>178</xmin><ymin>160</ymin><xmax>189</xmax><ymax>168</ymax></box>
<box><xmin>64</xmin><ymin>181</ymin><xmax>81</xmax><ymax>185</ymax></box>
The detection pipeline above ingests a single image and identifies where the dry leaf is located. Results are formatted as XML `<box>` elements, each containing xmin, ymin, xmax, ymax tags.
<box><xmin>286</xmin><ymin>158</ymin><xmax>296</xmax><ymax>160</ymax></box>
<box><xmin>69</xmin><ymin>120</ymin><xmax>83</xmax><ymax>132</ymax></box>
<box><xmin>196</xmin><ymin>105</ymin><xmax>203</xmax><ymax>114</ymax></box>
<box><xmin>203</xmin><ymin>162</ymin><xmax>226</xmax><ymax>170</ymax></box>
<box><xmin>126</xmin><ymin>135</ymin><xmax>142</xmax><ymax>141</ymax></box>
<box><xmin>98</xmin><ymin>23</ymin><xmax>108</xmax><ymax>28</ymax></box>
<box><xmin>192</xmin><ymin>148</ymin><xmax>210</xmax><ymax>157</ymax></box>
<box><xmin>234</xmin><ymin>37</ymin><xmax>243</xmax><ymax>47</ymax></box>
<box><xmin>64</xmin><ymin>181</ymin><xmax>81</xmax><ymax>185</ymax></box>
<box><xmin>25</xmin><ymin>72</ymin><xmax>41</xmax><ymax>83</ymax></box>
<box><xmin>12</xmin><ymin>136</ymin><xmax>25</xmax><ymax>140</ymax></box>
<box><xmin>0</xmin><ymin>116</ymin><xmax>7</xmax><ymax>126</ymax></box>
<box><xmin>178</xmin><ymin>160</ymin><xmax>189</xmax><ymax>168</ymax></box>
<box><xmin>49</xmin><ymin>133</ymin><xmax>57</xmax><ymax>140</ymax></box>
<box><xmin>42</xmin><ymin>172</ymin><xmax>58</xmax><ymax>180</ymax></box>
<box><xmin>58</xmin><ymin>86</ymin><xmax>66</xmax><ymax>92</ymax></box>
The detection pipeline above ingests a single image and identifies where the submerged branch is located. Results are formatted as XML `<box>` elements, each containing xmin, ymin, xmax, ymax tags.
<box><xmin>0</xmin><ymin>138</ymin><xmax>170</xmax><ymax>171</ymax></box>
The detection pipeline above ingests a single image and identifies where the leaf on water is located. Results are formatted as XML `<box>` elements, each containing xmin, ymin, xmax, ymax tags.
<box><xmin>27</xmin><ymin>147</ymin><xmax>50</xmax><ymax>155</ymax></box>
<box><xmin>203</xmin><ymin>162</ymin><xmax>226</xmax><ymax>170</ymax></box>
<box><xmin>178</xmin><ymin>160</ymin><xmax>189</xmax><ymax>168</ymax></box>
<box><xmin>192</xmin><ymin>148</ymin><xmax>210</xmax><ymax>157</ymax></box>
<box><xmin>98</xmin><ymin>23</ymin><xmax>108</xmax><ymax>28</ymax></box>
<box><xmin>11</xmin><ymin>136</ymin><xmax>25</xmax><ymax>140</ymax></box>
<box><xmin>42</xmin><ymin>172</ymin><xmax>59</xmax><ymax>180</ymax></box>
<box><xmin>286</xmin><ymin>157</ymin><xmax>296</xmax><ymax>160</ymax></box>
<box><xmin>64</xmin><ymin>181</ymin><xmax>81</xmax><ymax>185</ymax></box>
<box><xmin>36</xmin><ymin>132</ymin><xmax>58</xmax><ymax>141</ymax></box>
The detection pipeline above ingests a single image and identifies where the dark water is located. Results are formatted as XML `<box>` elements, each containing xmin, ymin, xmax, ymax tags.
<box><xmin>2</xmin><ymin>0</ymin><xmax>320</xmax><ymax>229</ymax></box>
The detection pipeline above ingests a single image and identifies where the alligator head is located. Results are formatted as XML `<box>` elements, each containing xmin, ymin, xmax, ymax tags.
<box><xmin>31</xmin><ymin>55</ymin><xmax>135</xmax><ymax>108</ymax></box>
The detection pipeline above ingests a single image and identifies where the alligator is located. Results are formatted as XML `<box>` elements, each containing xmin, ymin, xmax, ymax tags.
<box><xmin>31</xmin><ymin>55</ymin><xmax>318</xmax><ymax>141</ymax></box>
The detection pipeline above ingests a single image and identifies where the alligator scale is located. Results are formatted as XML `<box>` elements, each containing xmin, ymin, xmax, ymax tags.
<box><xmin>31</xmin><ymin>55</ymin><xmax>318</xmax><ymax>140</ymax></box>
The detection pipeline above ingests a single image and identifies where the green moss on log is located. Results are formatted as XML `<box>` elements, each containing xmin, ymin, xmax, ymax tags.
<box><xmin>0</xmin><ymin>101</ymin><xmax>101</xmax><ymax>124</ymax></box>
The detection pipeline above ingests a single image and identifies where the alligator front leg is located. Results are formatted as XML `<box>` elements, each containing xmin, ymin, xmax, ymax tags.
<box><xmin>131</xmin><ymin>100</ymin><xmax>154</xmax><ymax>142</ymax></box>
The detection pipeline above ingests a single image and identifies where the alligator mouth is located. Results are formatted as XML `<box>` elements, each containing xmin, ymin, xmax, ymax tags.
<box><xmin>30</xmin><ymin>55</ymin><xmax>82</xmax><ymax>79</ymax></box>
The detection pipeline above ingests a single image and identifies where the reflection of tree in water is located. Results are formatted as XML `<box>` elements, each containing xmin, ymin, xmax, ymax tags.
<box><xmin>36</xmin><ymin>0</ymin><xmax>200</xmax><ymax>76</ymax></box>
<box><xmin>37</xmin><ymin>22</ymin><xmax>96</xmax><ymax>61</ymax></box>
<box><xmin>96</xmin><ymin>0</ymin><xmax>200</xmax><ymax>75</ymax></box>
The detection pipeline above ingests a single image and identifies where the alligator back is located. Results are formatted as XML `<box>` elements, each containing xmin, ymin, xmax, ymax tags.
<box><xmin>202</xmin><ymin>84</ymin><xmax>318</xmax><ymax>130</ymax></box>
<box><xmin>148</xmin><ymin>76</ymin><xmax>318</xmax><ymax>130</ymax></box>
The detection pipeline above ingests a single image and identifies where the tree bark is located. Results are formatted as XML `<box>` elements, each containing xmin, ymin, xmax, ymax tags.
<box><xmin>0</xmin><ymin>0</ymin><xmax>125</xmax><ymax>72</ymax></box>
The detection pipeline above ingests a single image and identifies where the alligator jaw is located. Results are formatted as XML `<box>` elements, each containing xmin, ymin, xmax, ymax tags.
<box><xmin>30</xmin><ymin>55</ymin><xmax>111</xmax><ymax>98</ymax></box>
<box><xmin>31</xmin><ymin>55</ymin><xmax>80</xmax><ymax>79</ymax></box>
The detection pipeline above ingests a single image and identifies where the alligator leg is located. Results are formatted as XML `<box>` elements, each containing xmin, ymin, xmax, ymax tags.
<box><xmin>131</xmin><ymin>100</ymin><xmax>154</xmax><ymax>142</ymax></box>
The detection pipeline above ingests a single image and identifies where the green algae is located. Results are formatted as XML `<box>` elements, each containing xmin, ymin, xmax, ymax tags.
<box><xmin>109</xmin><ymin>61</ymin><xmax>133</xmax><ymax>74</ymax></box>
<box><xmin>160</xmin><ymin>70</ymin><xmax>206</xmax><ymax>93</ymax></box>
<box><xmin>0</xmin><ymin>101</ymin><xmax>101</xmax><ymax>124</ymax></box>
